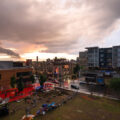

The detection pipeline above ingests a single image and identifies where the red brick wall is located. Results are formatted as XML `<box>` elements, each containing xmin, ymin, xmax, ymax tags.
<box><xmin>0</xmin><ymin>67</ymin><xmax>33</xmax><ymax>90</ymax></box>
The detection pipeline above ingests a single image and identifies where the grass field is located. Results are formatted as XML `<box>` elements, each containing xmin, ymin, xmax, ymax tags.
<box><xmin>1</xmin><ymin>90</ymin><xmax>120</xmax><ymax>120</ymax></box>
<box><xmin>34</xmin><ymin>94</ymin><xmax>120</xmax><ymax>120</ymax></box>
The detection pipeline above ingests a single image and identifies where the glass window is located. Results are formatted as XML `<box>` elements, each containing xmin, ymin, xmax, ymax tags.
<box><xmin>17</xmin><ymin>72</ymin><xmax>32</xmax><ymax>77</ymax></box>
<box><xmin>100</xmin><ymin>54</ymin><xmax>104</xmax><ymax>57</ymax></box>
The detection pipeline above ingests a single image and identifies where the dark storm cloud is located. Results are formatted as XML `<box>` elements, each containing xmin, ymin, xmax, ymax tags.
<box><xmin>0</xmin><ymin>0</ymin><xmax>120</xmax><ymax>55</ymax></box>
<box><xmin>0</xmin><ymin>0</ymin><xmax>67</xmax><ymax>42</ymax></box>
<box><xmin>0</xmin><ymin>47</ymin><xmax>20</xmax><ymax>58</ymax></box>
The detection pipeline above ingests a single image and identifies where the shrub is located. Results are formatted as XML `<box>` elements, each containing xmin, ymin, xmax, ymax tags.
<box><xmin>109</xmin><ymin>78</ymin><xmax>120</xmax><ymax>92</ymax></box>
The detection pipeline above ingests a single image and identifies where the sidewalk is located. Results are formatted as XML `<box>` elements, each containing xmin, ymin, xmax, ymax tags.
<box><xmin>56</xmin><ymin>86</ymin><xmax>120</xmax><ymax>101</ymax></box>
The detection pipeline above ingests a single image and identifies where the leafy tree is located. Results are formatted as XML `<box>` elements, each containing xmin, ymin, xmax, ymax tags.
<box><xmin>17</xmin><ymin>76</ymin><xmax>24</xmax><ymax>92</ymax></box>
<box><xmin>109</xmin><ymin>78</ymin><xmax>120</xmax><ymax>92</ymax></box>
<box><xmin>73</xmin><ymin>64</ymin><xmax>80</xmax><ymax>77</ymax></box>
<box><xmin>72</xmin><ymin>74</ymin><xmax>77</xmax><ymax>80</ymax></box>
<box><xmin>30</xmin><ymin>75</ymin><xmax>35</xmax><ymax>83</ymax></box>
<box><xmin>39</xmin><ymin>74</ymin><xmax>47</xmax><ymax>86</ymax></box>
<box><xmin>10</xmin><ymin>76</ymin><xmax>16</xmax><ymax>88</ymax></box>
<box><xmin>80</xmin><ymin>66</ymin><xmax>84</xmax><ymax>70</ymax></box>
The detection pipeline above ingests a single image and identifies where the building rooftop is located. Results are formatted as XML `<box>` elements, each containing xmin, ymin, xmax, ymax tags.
<box><xmin>0</xmin><ymin>61</ymin><xmax>30</xmax><ymax>70</ymax></box>
<box><xmin>0</xmin><ymin>66</ymin><xmax>32</xmax><ymax>71</ymax></box>
<box><xmin>86</xmin><ymin>47</ymin><xmax>99</xmax><ymax>49</ymax></box>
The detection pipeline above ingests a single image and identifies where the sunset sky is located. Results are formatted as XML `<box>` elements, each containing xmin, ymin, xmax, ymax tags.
<box><xmin>0</xmin><ymin>0</ymin><xmax>120</xmax><ymax>61</ymax></box>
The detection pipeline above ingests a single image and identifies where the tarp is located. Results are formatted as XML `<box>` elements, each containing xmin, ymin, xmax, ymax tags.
<box><xmin>0</xmin><ymin>87</ymin><xmax>34</xmax><ymax>103</ymax></box>
<box><xmin>35</xmin><ymin>86</ymin><xmax>43</xmax><ymax>90</ymax></box>
<box><xmin>32</xmin><ymin>83</ymin><xmax>40</xmax><ymax>89</ymax></box>
<box><xmin>97</xmin><ymin>78</ymin><xmax>104</xmax><ymax>84</ymax></box>
<box><xmin>48</xmin><ymin>102</ymin><xmax>55</xmax><ymax>107</ymax></box>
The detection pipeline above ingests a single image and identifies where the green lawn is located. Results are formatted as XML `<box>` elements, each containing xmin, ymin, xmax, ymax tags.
<box><xmin>1</xmin><ymin>91</ymin><xmax>120</xmax><ymax>120</ymax></box>
<box><xmin>34</xmin><ymin>95</ymin><xmax>120</xmax><ymax>120</ymax></box>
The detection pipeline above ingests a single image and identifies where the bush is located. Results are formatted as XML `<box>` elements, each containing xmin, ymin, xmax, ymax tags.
<box><xmin>109</xmin><ymin>78</ymin><xmax>120</xmax><ymax>92</ymax></box>
<box><xmin>39</xmin><ymin>74</ymin><xmax>47</xmax><ymax>86</ymax></box>
<box><xmin>73</xmin><ymin>64</ymin><xmax>80</xmax><ymax>75</ymax></box>
<box><xmin>30</xmin><ymin>75</ymin><xmax>35</xmax><ymax>83</ymax></box>
<box><xmin>72</xmin><ymin>74</ymin><xmax>77</xmax><ymax>80</ymax></box>
<box><xmin>17</xmin><ymin>76</ymin><xmax>24</xmax><ymax>92</ymax></box>
<box><xmin>10</xmin><ymin>76</ymin><xmax>16</xmax><ymax>88</ymax></box>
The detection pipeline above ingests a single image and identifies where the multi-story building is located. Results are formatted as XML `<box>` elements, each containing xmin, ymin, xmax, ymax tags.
<box><xmin>36</xmin><ymin>60</ymin><xmax>54</xmax><ymax>73</ymax></box>
<box><xmin>53</xmin><ymin>58</ymin><xmax>71</xmax><ymax>80</ymax></box>
<box><xmin>78</xmin><ymin>51</ymin><xmax>87</xmax><ymax>69</ymax></box>
<box><xmin>112</xmin><ymin>46</ymin><xmax>120</xmax><ymax>68</ymax></box>
<box><xmin>86</xmin><ymin>47</ymin><xmax>99</xmax><ymax>68</ymax></box>
<box><xmin>33</xmin><ymin>57</ymin><xmax>77</xmax><ymax>81</ymax></box>
<box><xmin>85</xmin><ymin>45</ymin><xmax>120</xmax><ymax>69</ymax></box>
<box><xmin>99</xmin><ymin>48</ymin><xmax>112</xmax><ymax>69</ymax></box>
<box><xmin>0</xmin><ymin>61</ymin><xmax>33</xmax><ymax>90</ymax></box>
<box><xmin>26</xmin><ymin>59</ymin><xmax>32</xmax><ymax>67</ymax></box>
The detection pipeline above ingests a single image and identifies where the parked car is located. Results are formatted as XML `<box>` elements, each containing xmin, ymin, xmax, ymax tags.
<box><xmin>0</xmin><ymin>105</ymin><xmax>9</xmax><ymax>117</ymax></box>
<box><xmin>71</xmin><ymin>85</ymin><xmax>79</xmax><ymax>90</ymax></box>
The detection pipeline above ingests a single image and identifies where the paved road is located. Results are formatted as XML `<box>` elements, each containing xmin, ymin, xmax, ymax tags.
<box><xmin>57</xmin><ymin>79</ymin><xmax>120</xmax><ymax>101</ymax></box>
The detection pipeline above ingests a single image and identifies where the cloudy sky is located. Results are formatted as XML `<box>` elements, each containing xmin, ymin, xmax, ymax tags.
<box><xmin>0</xmin><ymin>0</ymin><xmax>120</xmax><ymax>61</ymax></box>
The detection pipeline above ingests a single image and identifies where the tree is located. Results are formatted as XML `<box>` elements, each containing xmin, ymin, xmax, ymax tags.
<box><xmin>109</xmin><ymin>78</ymin><xmax>120</xmax><ymax>92</ymax></box>
<box><xmin>39</xmin><ymin>74</ymin><xmax>47</xmax><ymax>87</ymax></box>
<box><xmin>30</xmin><ymin>75</ymin><xmax>35</xmax><ymax>83</ymax></box>
<box><xmin>73</xmin><ymin>64</ymin><xmax>80</xmax><ymax>77</ymax></box>
<box><xmin>72</xmin><ymin>74</ymin><xmax>77</xmax><ymax>80</ymax></box>
<box><xmin>80</xmin><ymin>66</ymin><xmax>84</xmax><ymax>70</ymax></box>
<box><xmin>10</xmin><ymin>76</ymin><xmax>16</xmax><ymax>88</ymax></box>
<box><xmin>17</xmin><ymin>76</ymin><xmax>24</xmax><ymax>92</ymax></box>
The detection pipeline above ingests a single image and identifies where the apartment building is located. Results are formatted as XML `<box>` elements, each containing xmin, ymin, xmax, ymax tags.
<box><xmin>99</xmin><ymin>48</ymin><xmax>112</xmax><ymax>69</ymax></box>
<box><xmin>85</xmin><ymin>45</ymin><xmax>120</xmax><ymax>69</ymax></box>
<box><xmin>86</xmin><ymin>47</ymin><xmax>99</xmax><ymax>68</ymax></box>
<box><xmin>112</xmin><ymin>46</ymin><xmax>120</xmax><ymax>68</ymax></box>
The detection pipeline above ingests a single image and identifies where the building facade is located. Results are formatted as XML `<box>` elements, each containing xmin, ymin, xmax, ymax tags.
<box><xmin>86</xmin><ymin>47</ymin><xmax>99</xmax><ymax>68</ymax></box>
<box><xmin>78</xmin><ymin>51</ymin><xmax>87</xmax><ymax>69</ymax></box>
<box><xmin>0</xmin><ymin>67</ymin><xmax>33</xmax><ymax>90</ymax></box>
<box><xmin>112</xmin><ymin>46</ymin><xmax>120</xmax><ymax>68</ymax></box>
<box><xmin>0</xmin><ymin>61</ymin><xmax>33</xmax><ymax>90</ymax></box>
<box><xmin>99</xmin><ymin>48</ymin><xmax>112</xmax><ymax>69</ymax></box>
<box><xmin>85</xmin><ymin>45</ymin><xmax>120</xmax><ymax>69</ymax></box>
<box><xmin>53</xmin><ymin>58</ymin><xmax>71</xmax><ymax>81</ymax></box>
<box><xmin>33</xmin><ymin>57</ymin><xmax>76</xmax><ymax>81</ymax></box>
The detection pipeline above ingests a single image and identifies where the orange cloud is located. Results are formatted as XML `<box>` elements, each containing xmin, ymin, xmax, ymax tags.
<box><xmin>0</xmin><ymin>0</ymin><xmax>120</xmax><ymax>60</ymax></box>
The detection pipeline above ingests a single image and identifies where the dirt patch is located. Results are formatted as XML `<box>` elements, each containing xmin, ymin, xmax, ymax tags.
<box><xmin>81</xmin><ymin>95</ymin><xmax>93</xmax><ymax>101</ymax></box>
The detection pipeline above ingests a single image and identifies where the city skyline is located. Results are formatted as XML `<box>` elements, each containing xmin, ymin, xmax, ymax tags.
<box><xmin>0</xmin><ymin>0</ymin><xmax>120</xmax><ymax>61</ymax></box>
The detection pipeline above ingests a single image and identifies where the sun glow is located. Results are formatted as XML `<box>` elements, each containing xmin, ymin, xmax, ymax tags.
<box><xmin>21</xmin><ymin>52</ymin><xmax>76</xmax><ymax>61</ymax></box>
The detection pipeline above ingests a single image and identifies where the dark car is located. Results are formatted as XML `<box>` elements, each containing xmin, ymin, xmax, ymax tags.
<box><xmin>71</xmin><ymin>85</ymin><xmax>79</xmax><ymax>90</ymax></box>
<box><xmin>0</xmin><ymin>105</ymin><xmax>9</xmax><ymax>117</ymax></box>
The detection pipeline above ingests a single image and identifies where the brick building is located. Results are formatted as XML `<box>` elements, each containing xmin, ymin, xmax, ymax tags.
<box><xmin>0</xmin><ymin>61</ymin><xmax>33</xmax><ymax>90</ymax></box>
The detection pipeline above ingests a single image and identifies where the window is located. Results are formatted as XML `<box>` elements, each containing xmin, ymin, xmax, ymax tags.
<box><xmin>102</xmin><ymin>54</ymin><xmax>104</xmax><ymax>57</ymax></box>
<box><xmin>107</xmin><ymin>59</ymin><xmax>112</xmax><ymax>62</ymax></box>
<box><xmin>17</xmin><ymin>71</ymin><xmax>32</xmax><ymax>77</ymax></box>
<box><xmin>100</xmin><ymin>59</ymin><xmax>103</xmax><ymax>62</ymax></box>
<box><xmin>101</xmin><ymin>63</ymin><xmax>104</xmax><ymax>66</ymax></box>
<box><xmin>107</xmin><ymin>49</ymin><xmax>112</xmax><ymax>53</ymax></box>
<box><xmin>100</xmin><ymin>49</ymin><xmax>104</xmax><ymax>52</ymax></box>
